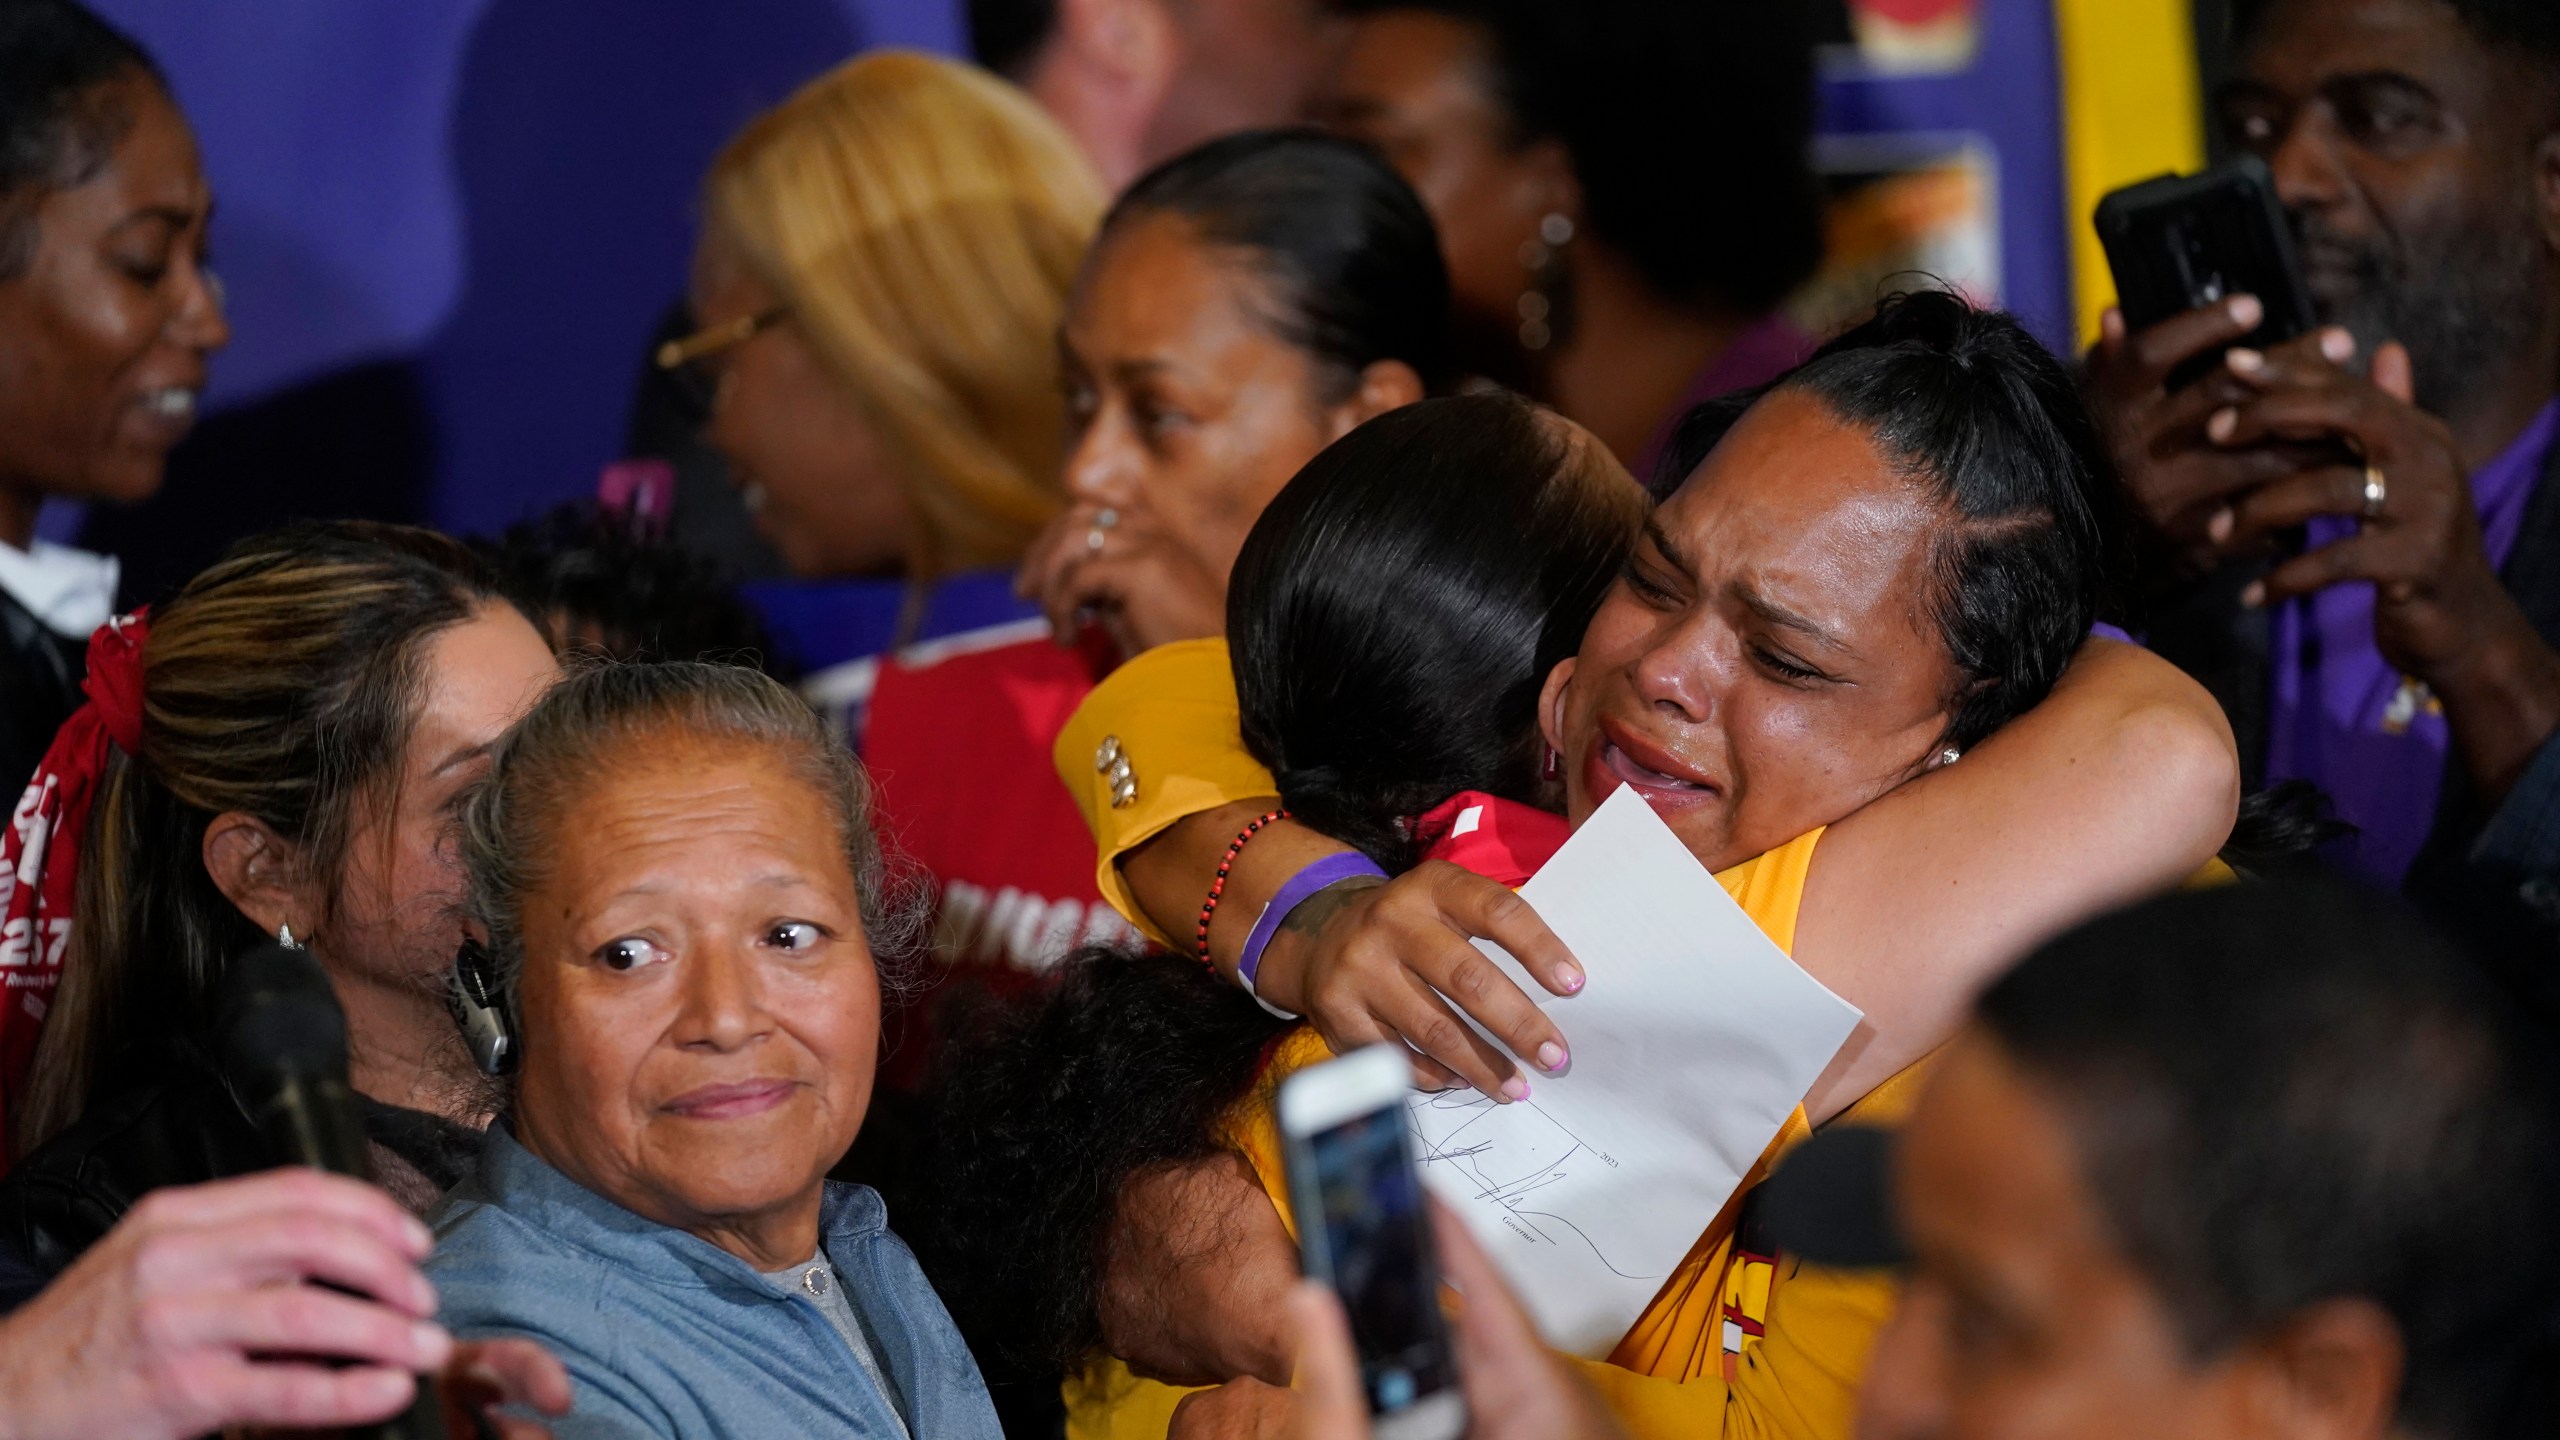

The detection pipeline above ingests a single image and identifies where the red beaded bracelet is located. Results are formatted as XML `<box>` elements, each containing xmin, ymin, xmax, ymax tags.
<box><xmin>1197</xmin><ymin>809</ymin><xmax>1290</xmax><ymax>966</ymax></box>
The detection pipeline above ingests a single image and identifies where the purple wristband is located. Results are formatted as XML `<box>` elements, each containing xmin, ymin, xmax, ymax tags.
<box><xmin>1238</xmin><ymin>852</ymin><xmax>1389</xmax><ymax>988</ymax></box>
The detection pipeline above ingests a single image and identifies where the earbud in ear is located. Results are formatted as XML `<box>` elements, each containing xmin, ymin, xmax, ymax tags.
<box><xmin>449</xmin><ymin>939</ymin><xmax>519</xmax><ymax>1077</ymax></box>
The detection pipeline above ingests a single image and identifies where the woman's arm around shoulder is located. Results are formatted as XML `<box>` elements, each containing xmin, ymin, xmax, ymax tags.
<box><xmin>1794</xmin><ymin>637</ymin><xmax>2238</xmax><ymax>1120</ymax></box>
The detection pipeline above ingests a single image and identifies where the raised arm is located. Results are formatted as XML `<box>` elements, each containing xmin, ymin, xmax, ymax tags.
<box><xmin>1793</xmin><ymin>636</ymin><xmax>2237</xmax><ymax>1119</ymax></box>
<box><xmin>1059</xmin><ymin>637</ymin><xmax>2237</xmax><ymax>1116</ymax></box>
<box><xmin>1058</xmin><ymin>641</ymin><xmax>1584</xmax><ymax>1099</ymax></box>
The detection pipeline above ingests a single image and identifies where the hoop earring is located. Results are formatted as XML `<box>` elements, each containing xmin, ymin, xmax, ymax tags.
<box><xmin>276</xmin><ymin>923</ymin><xmax>303</xmax><ymax>950</ymax></box>
<box><xmin>1516</xmin><ymin>212</ymin><xmax>1575</xmax><ymax>352</ymax></box>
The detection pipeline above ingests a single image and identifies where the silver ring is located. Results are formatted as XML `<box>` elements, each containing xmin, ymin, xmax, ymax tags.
<box><xmin>2361</xmin><ymin>464</ymin><xmax>2388</xmax><ymax>521</ymax></box>
<box><xmin>1084</xmin><ymin>525</ymin><xmax>1107</xmax><ymax>555</ymax></box>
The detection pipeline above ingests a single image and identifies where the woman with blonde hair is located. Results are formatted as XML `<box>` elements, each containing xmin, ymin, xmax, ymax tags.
<box><xmin>661</xmin><ymin>49</ymin><xmax>1118</xmax><ymax>1201</ymax></box>
<box><xmin>674</xmin><ymin>49</ymin><xmax>1102</xmax><ymax>595</ymax></box>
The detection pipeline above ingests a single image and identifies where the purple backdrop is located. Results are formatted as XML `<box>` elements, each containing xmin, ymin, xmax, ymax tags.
<box><xmin>64</xmin><ymin>0</ymin><xmax>2076</xmax><ymax>603</ymax></box>
<box><xmin>73</xmin><ymin>0</ymin><xmax>959</xmax><ymax>599</ymax></box>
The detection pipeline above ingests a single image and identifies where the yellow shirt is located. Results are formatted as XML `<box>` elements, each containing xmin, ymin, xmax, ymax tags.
<box><xmin>1050</xmin><ymin>638</ymin><xmax>2231</xmax><ymax>1438</ymax></box>
<box><xmin>1061</xmin><ymin>829</ymin><xmax>1908</xmax><ymax>1440</ymax></box>
<box><xmin>1053</xmin><ymin>643</ymin><xmax>1906</xmax><ymax>1439</ymax></box>
<box><xmin>1053</xmin><ymin>638</ymin><xmax>1276</xmax><ymax>952</ymax></box>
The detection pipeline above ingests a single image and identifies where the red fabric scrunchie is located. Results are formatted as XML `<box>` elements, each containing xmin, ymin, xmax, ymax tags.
<box><xmin>0</xmin><ymin>608</ymin><xmax>151</xmax><ymax>1170</ymax></box>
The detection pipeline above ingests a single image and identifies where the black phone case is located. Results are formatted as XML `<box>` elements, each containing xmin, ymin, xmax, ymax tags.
<box><xmin>2095</xmin><ymin>155</ymin><xmax>2317</xmax><ymax>389</ymax></box>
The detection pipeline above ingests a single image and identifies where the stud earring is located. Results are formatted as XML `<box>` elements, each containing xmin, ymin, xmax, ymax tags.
<box><xmin>1934</xmin><ymin>748</ymin><xmax>1962</xmax><ymax>769</ymax></box>
<box><xmin>1516</xmin><ymin>212</ymin><xmax>1575</xmax><ymax>352</ymax></box>
<box><xmin>277</xmin><ymin>923</ymin><xmax>303</xmax><ymax>950</ymax></box>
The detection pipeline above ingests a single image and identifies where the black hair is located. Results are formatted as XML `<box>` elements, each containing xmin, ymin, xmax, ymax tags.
<box><xmin>914</xmin><ymin>946</ymin><xmax>1290</xmax><ymax>1376</ymax></box>
<box><xmin>1328</xmin><ymin>0</ymin><xmax>1823</xmax><ymax>314</ymax></box>
<box><xmin>1227</xmin><ymin>393</ymin><xmax>1644</xmax><ymax>869</ymax></box>
<box><xmin>919</xmin><ymin>397</ymin><xmax>1644</xmax><ymax>1375</ymax></box>
<box><xmin>1657</xmin><ymin>289</ymin><xmax>2129</xmax><ymax>755</ymax></box>
<box><xmin>1109</xmin><ymin>128</ymin><xmax>1458</xmax><ymax>399</ymax></box>
<box><xmin>967</xmin><ymin>0</ymin><xmax>1056</xmax><ymax>78</ymax></box>
<box><xmin>472</xmin><ymin>502</ymin><xmax>792</xmax><ymax>677</ymax></box>
<box><xmin>1979</xmin><ymin>880</ymin><xmax>2560</xmax><ymax>1440</ymax></box>
<box><xmin>2235</xmin><ymin>0</ymin><xmax>2560</xmax><ymax>74</ymax></box>
<box><xmin>0</xmin><ymin>0</ymin><xmax>163</xmax><ymax>279</ymax></box>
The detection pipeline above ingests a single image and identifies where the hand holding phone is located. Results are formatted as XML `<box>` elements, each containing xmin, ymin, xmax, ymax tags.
<box><xmin>1280</xmin><ymin>1045</ymin><xmax>1466</xmax><ymax>1440</ymax></box>
<box><xmin>1167</xmin><ymin>1193</ymin><xmax>1632</xmax><ymax>1440</ymax></box>
<box><xmin>2088</xmin><ymin>157</ymin><xmax>2345</xmax><ymax>558</ymax></box>
<box><xmin>2096</xmin><ymin>155</ymin><xmax>2316</xmax><ymax>392</ymax></box>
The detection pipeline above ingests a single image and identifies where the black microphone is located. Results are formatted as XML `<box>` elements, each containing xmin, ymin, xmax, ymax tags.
<box><xmin>216</xmin><ymin>941</ymin><xmax>450</xmax><ymax>1440</ymax></box>
<box><xmin>216</xmin><ymin>942</ymin><xmax>372</xmax><ymax>1178</ymax></box>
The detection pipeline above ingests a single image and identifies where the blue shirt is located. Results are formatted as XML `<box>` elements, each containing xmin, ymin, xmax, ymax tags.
<box><xmin>425</xmin><ymin>1125</ymin><xmax>1000</xmax><ymax>1440</ymax></box>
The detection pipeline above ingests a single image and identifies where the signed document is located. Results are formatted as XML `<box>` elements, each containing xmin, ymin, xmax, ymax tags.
<box><xmin>1410</xmin><ymin>786</ymin><xmax>1863</xmax><ymax>1356</ymax></box>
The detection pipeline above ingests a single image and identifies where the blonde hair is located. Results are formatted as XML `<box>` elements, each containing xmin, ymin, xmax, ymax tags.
<box><xmin>706</xmin><ymin>50</ymin><xmax>1104</xmax><ymax>579</ymax></box>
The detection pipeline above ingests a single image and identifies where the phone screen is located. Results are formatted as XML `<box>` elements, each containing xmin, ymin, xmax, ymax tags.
<box><xmin>1305</xmin><ymin>1107</ymin><xmax>1460</xmax><ymax>1415</ymax></box>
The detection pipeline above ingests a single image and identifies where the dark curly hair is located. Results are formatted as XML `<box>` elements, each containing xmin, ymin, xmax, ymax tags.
<box><xmin>914</xmin><ymin>947</ymin><xmax>1288</xmax><ymax>1375</ymax></box>
<box><xmin>472</xmin><ymin>502</ymin><xmax>791</xmax><ymax>676</ymax></box>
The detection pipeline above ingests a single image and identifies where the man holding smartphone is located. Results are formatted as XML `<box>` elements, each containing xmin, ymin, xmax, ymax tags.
<box><xmin>2083</xmin><ymin>0</ymin><xmax>2560</xmax><ymax>975</ymax></box>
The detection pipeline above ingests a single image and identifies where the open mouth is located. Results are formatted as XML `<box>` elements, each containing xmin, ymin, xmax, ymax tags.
<box><xmin>140</xmin><ymin>387</ymin><xmax>197</xmax><ymax>420</ymax></box>
<box><xmin>1590</xmin><ymin>718</ymin><xmax>1721</xmax><ymax>811</ymax></box>
<box><xmin>127</xmin><ymin>386</ymin><xmax>201</xmax><ymax>444</ymax></box>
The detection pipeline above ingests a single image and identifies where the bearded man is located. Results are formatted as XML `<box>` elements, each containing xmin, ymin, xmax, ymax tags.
<box><xmin>2086</xmin><ymin>0</ymin><xmax>2560</xmax><ymax>978</ymax></box>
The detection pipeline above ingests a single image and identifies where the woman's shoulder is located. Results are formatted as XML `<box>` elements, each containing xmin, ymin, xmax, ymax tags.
<box><xmin>1712</xmin><ymin>827</ymin><xmax>1826</xmax><ymax>954</ymax></box>
<box><xmin>424</xmin><ymin>1185</ymin><xmax>611</xmax><ymax>1299</ymax></box>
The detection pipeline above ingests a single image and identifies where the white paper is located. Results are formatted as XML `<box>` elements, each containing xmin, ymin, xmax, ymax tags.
<box><xmin>1408</xmin><ymin>786</ymin><xmax>1863</xmax><ymax>1356</ymax></box>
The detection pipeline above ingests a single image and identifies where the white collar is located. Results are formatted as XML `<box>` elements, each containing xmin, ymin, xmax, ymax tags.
<box><xmin>0</xmin><ymin>539</ymin><xmax>120</xmax><ymax>640</ymax></box>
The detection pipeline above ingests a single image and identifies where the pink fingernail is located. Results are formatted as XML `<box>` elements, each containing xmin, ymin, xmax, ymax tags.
<box><xmin>1556</xmin><ymin>963</ymin><xmax>1585</xmax><ymax>994</ymax></box>
<box><xmin>1500</xmin><ymin>1076</ymin><xmax>1531</xmax><ymax>1103</ymax></box>
<box><xmin>2207</xmin><ymin>508</ymin><xmax>2234</xmax><ymax>544</ymax></box>
<box><xmin>1537</xmin><ymin>1041</ymin><xmax>1568</xmax><ymax>1072</ymax></box>
<box><xmin>2226</xmin><ymin>347</ymin><xmax>2264</xmax><ymax>374</ymax></box>
<box><xmin>411</xmin><ymin>1320</ymin><xmax>453</xmax><ymax>1367</ymax></box>
<box><xmin>2241</xmin><ymin>581</ymin><xmax>2267</xmax><ymax>608</ymax></box>
<box><xmin>2209</xmin><ymin>408</ymin><xmax>2238</xmax><ymax>442</ymax></box>
<box><xmin>2230</xmin><ymin>294</ymin><xmax>2263</xmax><ymax>327</ymax></box>
<box><xmin>2322</xmin><ymin>328</ymin><xmax>2357</xmax><ymax>362</ymax></box>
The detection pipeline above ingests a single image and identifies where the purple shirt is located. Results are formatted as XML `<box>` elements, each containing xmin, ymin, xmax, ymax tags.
<box><xmin>2267</xmin><ymin>398</ymin><xmax>2560</xmax><ymax>884</ymax></box>
<box><xmin>1633</xmin><ymin>314</ymin><xmax>1815</xmax><ymax>486</ymax></box>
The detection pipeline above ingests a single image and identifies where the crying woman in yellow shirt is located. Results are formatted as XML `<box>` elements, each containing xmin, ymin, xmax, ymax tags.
<box><xmin>1035</xmin><ymin>309</ymin><xmax>2242</xmax><ymax>1440</ymax></box>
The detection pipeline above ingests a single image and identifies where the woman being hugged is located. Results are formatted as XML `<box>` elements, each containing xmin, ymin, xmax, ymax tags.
<box><xmin>427</xmin><ymin>661</ymin><xmax>994</xmax><ymax>1439</ymax></box>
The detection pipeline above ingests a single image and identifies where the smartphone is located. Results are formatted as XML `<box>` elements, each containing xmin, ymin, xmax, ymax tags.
<box><xmin>2095</xmin><ymin>154</ymin><xmax>2317</xmax><ymax>390</ymax></box>
<box><xmin>1280</xmin><ymin>1045</ymin><xmax>1466</xmax><ymax>1440</ymax></box>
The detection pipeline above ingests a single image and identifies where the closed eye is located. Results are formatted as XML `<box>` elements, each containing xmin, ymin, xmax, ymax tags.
<box><xmin>1752</xmin><ymin>644</ymin><xmax>1831</xmax><ymax>685</ymax></box>
<box><xmin>1620</xmin><ymin>553</ymin><xmax>1680</xmax><ymax>607</ymax></box>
